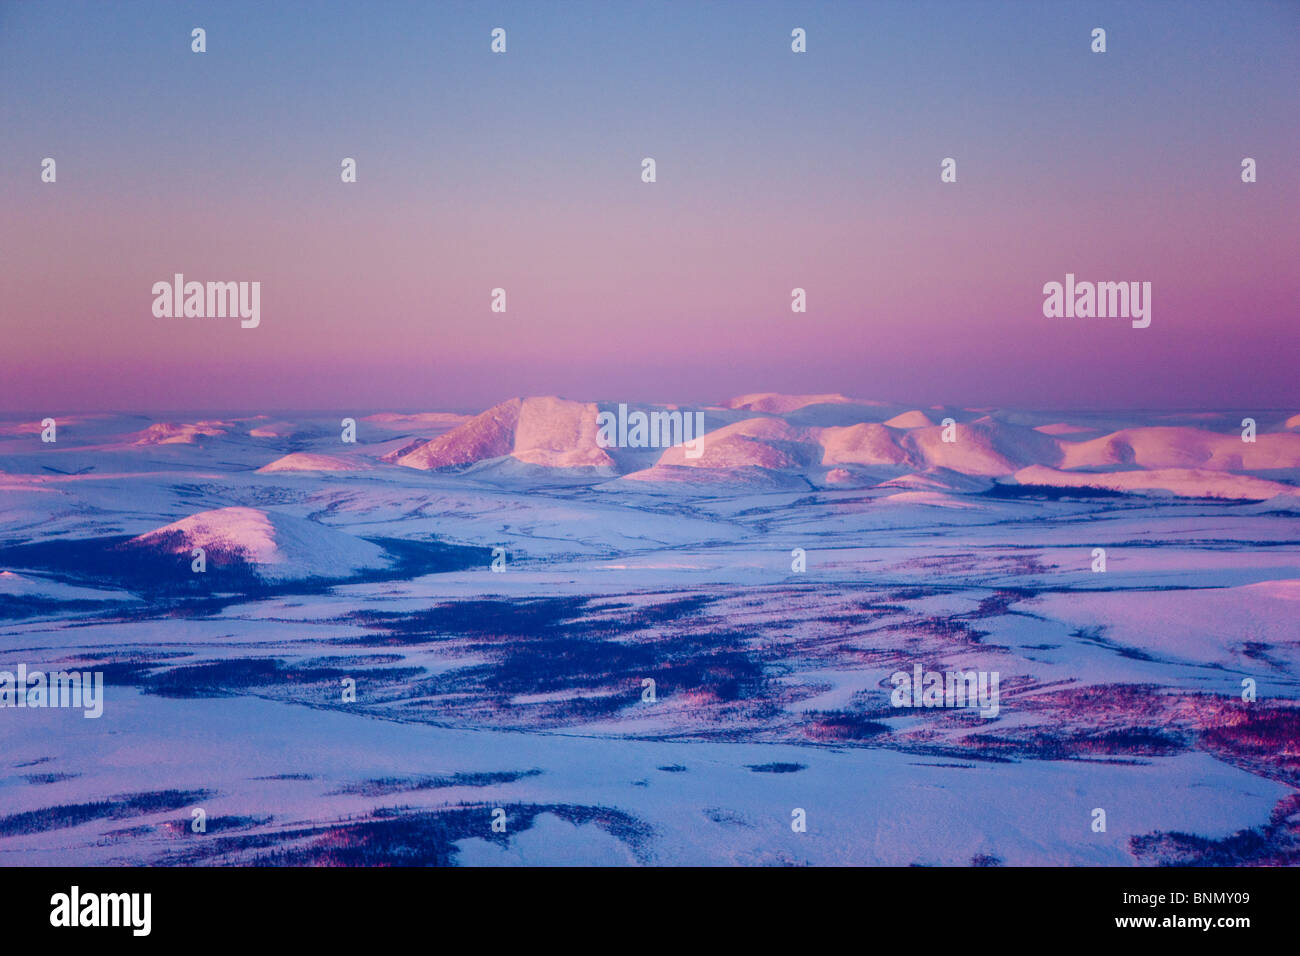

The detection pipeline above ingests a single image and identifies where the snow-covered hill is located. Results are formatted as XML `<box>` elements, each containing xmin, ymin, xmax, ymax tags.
<box><xmin>124</xmin><ymin>506</ymin><xmax>392</xmax><ymax>581</ymax></box>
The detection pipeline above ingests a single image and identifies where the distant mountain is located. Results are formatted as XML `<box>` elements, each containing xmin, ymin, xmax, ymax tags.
<box><xmin>387</xmin><ymin>397</ymin><xmax>613</xmax><ymax>470</ymax></box>
<box><xmin>902</xmin><ymin>418</ymin><xmax>1065</xmax><ymax>476</ymax></box>
<box><xmin>1057</xmin><ymin>427</ymin><xmax>1300</xmax><ymax>471</ymax></box>
<box><xmin>720</xmin><ymin>392</ymin><xmax>866</xmax><ymax>414</ymax></box>
<box><xmin>1034</xmin><ymin>422</ymin><xmax>1100</xmax><ymax>436</ymax></box>
<box><xmin>655</xmin><ymin>417</ymin><xmax>815</xmax><ymax>470</ymax></box>
<box><xmin>129</xmin><ymin>421</ymin><xmax>229</xmax><ymax>445</ymax></box>
<box><xmin>639</xmin><ymin>415</ymin><xmax>1061</xmax><ymax>480</ymax></box>
<box><xmin>882</xmin><ymin>410</ymin><xmax>935</xmax><ymax>429</ymax></box>
<box><xmin>386</xmin><ymin>399</ymin><xmax>520</xmax><ymax>468</ymax></box>
<box><xmin>818</xmin><ymin>423</ymin><xmax>911</xmax><ymax>466</ymax></box>
<box><xmin>1013</xmin><ymin>465</ymin><xmax>1298</xmax><ymax>501</ymax></box>
<box><xmin>264</xmin><ymin>392</ymin><xmax>1300</xmax><ymax>498</ymax></box>
<box><xmin>257</xmin><ymin>453</ymin><xmax>374</xmax><ymax>473</ymax></box>
<box><xmin>361</xmin><ymin>412</ymin><xmax>471</xmax><ymax>430</ymax></box>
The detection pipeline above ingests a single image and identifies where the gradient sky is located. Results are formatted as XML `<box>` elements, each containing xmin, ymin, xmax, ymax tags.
<box><xmin>2</xmin><ymin>0</ymin><xmax>1297</xmax><ymax>412</ymax></box>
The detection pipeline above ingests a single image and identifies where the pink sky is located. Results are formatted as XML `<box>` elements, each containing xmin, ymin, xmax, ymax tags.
<box><xmin>3</xmin><ymin>1</ymin><xmax>1297</xmax><ymax>411</ymax></box>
